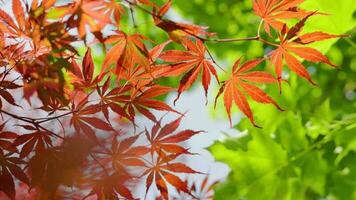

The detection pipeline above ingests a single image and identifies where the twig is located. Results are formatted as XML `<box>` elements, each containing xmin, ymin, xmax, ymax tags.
<box><xmin>129</xmin><ymin>5</ymin><xmax>137</xmax><ymax>28</ymax></box>
<box><xmin>0</xmin><ymin>109</ymin><xmax>65</xmax><ymax>139</ymax></box>
<box><xmin>212</xmin><ymin>36</ymin><xmax>259</xmax><ymax>43</ymax></box>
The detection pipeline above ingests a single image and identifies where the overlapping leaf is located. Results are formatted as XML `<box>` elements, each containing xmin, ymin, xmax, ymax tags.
<box><xmin>111</xmin><ymin>134</ymin><xmax>150</xmax><ymax>170</ymax></box>
<box><xmin>0</xmin><ymin>87</ymin><xmax>19</xmax><ymax>109</ymax></box>
<box><xmin>53</xmin><ymin>0</ymin><xmax>113</xmax><ymax>38</ymax></box>
<box><xmin>0</xmin><ymin>0</ymin><xmax>54</xmax><ymax>58</ymax></box>
<box><xmin>0</xmin><ymin>123</ymin><xmax>18</xmax><ymax>152</ymax></box>
<box><xmin>28</xmin><ymin>137</ymin><xmax>93</xmax><ymax>195</ymax></box>
<box><xmin>0</xmin><ymin>0</ymin><xmax>27</xmax><ymax>40</ymax></box>
<box><xmin>100</xmin><ymin>0</ymin><xmax>126</xmax><ymax>24</ymax></box>
<box><xmin>103</xmin><ymin>31</ymin><xmax>150</xmax><ymax>77</ymax></box>
<box><xmin>14</xmin><ymin>129</ymin><xmax>53</xmax><ymax>158</ymax></box>
<box><xmin>189</xmin><ymin>176</ymin><xmax>218</xmax><ymax>200</ymax></box>
<box><xmin>145</xmin><ymin>116</ymin><xmax>202</xmax><ymax>156</ymax></box>
<box><xmin>70</xmin><ymin>97</ymin><xmax>113</xmax><ymax>142</ymax></box>
<box><xmin>69</xmin><ymin>48</ymin><xmax>106</xmax><ymax>90</ymax></box>
<box><xmin>143</xmin><ymin>152</ymin><xmax>200</xmax><ymax>200</ymax></box>
<box><xmin>0</xmin><ymin>151</ymin><xmax>29</xmax><ymax>200</ymax></box>
<box><xmin>112</xmin><ymin>84</ymin><xmax>178</xmax><ymax>123</ymax></box>
<box><xmin>84</xmin><ymin>172</ymin><xmax>134</xmax><ymax>200</ymax></box>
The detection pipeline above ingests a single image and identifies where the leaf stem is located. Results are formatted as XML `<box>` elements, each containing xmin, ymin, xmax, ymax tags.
<box><xmin>212</xmin><ymin>36</ymin><xmax>259</xmax><ymax>43</ymax></box>
<box><xmin>205</xmin><ymin>45</ymin><xmax>226</xmax><ymax>73</ymax></box>
<box><xmin>129</xmin><ymin>5</ymin><xmax>138</xmax><ymax>28</ymax></box>
<box><xmin>209</xmin><ymin>20</ymin><xmax>279</xmax><ymax>46</ymax></box>
<box><xmin>258</xmin><ymin>38</ymin><xmax>279</xmax><ymax>47</ymax></box>
<box><xmin>257</xmin><ymin>19</ymin><xmax>263</xmax><ymax>38</ymax></box>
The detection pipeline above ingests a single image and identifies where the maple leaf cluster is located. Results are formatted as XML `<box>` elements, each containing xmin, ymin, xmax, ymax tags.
<box><xmin>0</xmin><ymin>0</ymin><xmax>345</xmax><ymax>199</ymax></box>
<box><xmin>214</xmin><ymin>0</ymin><xmax>346</xmax><ymax>126</ymax></box>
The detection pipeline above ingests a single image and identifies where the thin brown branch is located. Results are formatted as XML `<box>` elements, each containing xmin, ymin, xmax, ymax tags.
<box><xmin>0</xmin><ymin>109</ymin><xmax>65</xmax><ymax>139</ymax></box>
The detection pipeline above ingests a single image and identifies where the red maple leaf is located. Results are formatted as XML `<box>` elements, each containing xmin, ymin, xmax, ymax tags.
<box><xmin>269</xmin><ymin>14</ymin><xmax>346</xmax><ymax>85</ymax></box>
<box><xmin>145</xmin><ymin>116</ymin><xmax>203</xmax><ymax>156</ymax></box>
<box><xmin>0</xmin><ymin>151</ymin><xmax>29</xmax><ymax>200</ymax></box>
<box><xmin>173</xmin><ymin>175</ymin><xmax>219</xmax><ymax>200</ymax></box>
<box><xmin>143</xmin><ymin>152</ymin><xmax>200</xmax><ymax>200</ymax></box>
<box><xmin>159</xmin><ymin>38</ymin><xmax>219</xmax><ymax>103</ymax></box>
<box><xmin>84</xmin><ymin>172</ymin><xmax>135</xmax><ymax>200</ymax></box>
<box><xmin>0</xmin><ymin>123</ymin><xmax>18</xmax><ymax>152</ymax></box>
<box><xmin>0</xmin><ymin>0</ymin><xmax>54</xmax><ymax>58</ymax></box>
<box><xmin>111</xmin><ymin>134</ymin><xmax>150</xmax><ymax>170</ymax></box>
<box><xmin>114</xmin><ymin>84</ymin><xmax>178</xmax><ymax>123</ymax></box>
<box><xmin>69</xmin><ymin>48</ymin><xmax>106</xmax><ymax>90</ymax></box>
<box><xmin>55</xmin><ymin>0</ymin><xmax>113</xmax><ymax>38</ymax></box>
<box><xmin>117</xmin><ymin>40</ymin><xmax>172</xmax><ymax>88</ymax></box>
<box><xmin>215</xmin><ymin>57</ymin><xmax>282</xmax><ymax>127</ymax></box>
<box><xmin>253</xmin><ymin>0</ymin><xmax>318</xmax><ymax>35</ymax></box>
<box><xmin>188</xmin><ymin>176</ymin><xmax>219</xmax><ymax>200</ymax></box>
<box><xmin>14</xmin><ymin>129</ymin><xmax>53</xmax><ymax>158</ymax></box>
<box><xmin>100</xmin><ymin>0</ymin><xmax>126</xmax><ymax>24</ymax></box>
<box><xmin>0</xmin><ymin>85</ymin><xmax>19</xmax><ymax>109</ymax></box>
<box><xmin>103</xmin><ymin>31</ymin><xmax>150</xmax><ymax>76</ymax></box>
<box><xmin>0</xmin><ymin>0</ymin><xmax>28</xmax><ymax>44</ymax></box>
<box><xmin>70</xmin><ymin>96</ymin><xmax>113</xmax><ymax>142</ymax></box>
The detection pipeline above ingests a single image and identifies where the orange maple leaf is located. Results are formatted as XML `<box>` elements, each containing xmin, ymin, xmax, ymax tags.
<box><xmin>269</xmin><ymin>14</ymin><xmax>346</xmax><ymax>86</ymax></box>
<box><xmin>159</xmin><ymin>38</ymin><xmax>219</xmax><ymax>103</ymax></box>
<box><xmin>215</xmin><ymin>57</ymin><xmax>282</xmax><ymax>127</ymax></box>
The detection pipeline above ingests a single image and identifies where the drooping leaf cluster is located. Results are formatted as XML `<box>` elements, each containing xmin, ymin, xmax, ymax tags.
<box><xmin>0</xmin><ymin>0</ymin><xmax>218</xmax><ymax>199</ymax></box>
